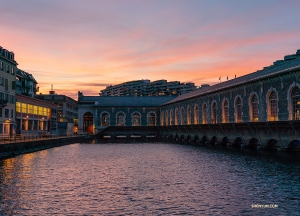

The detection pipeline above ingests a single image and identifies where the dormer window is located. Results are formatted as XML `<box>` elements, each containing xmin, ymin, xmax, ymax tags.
<box><xmin>11</xmin><ymin>53</ymin><xmax>14</xmax><ymax>60</ymax></box>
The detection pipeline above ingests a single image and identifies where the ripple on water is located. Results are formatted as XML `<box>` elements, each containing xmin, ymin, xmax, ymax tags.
<box><xmin>0</xmin><ymin>143</ymin><xmax>299</xmax><ymax>215</ymax></box>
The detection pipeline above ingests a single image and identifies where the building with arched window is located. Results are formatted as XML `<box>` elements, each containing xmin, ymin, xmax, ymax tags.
<box><xmin>222</xmin><ymin>99</ymin><xmax>229</xmax><ymax>123</ymax></box>
<box><xmin>78</xmin><ymin>49</ymin><xmax>300</xmax><ymax>133</ymax></box>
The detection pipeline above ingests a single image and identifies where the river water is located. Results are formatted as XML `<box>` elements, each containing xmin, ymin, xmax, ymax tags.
<box><xmin>0</xmin><ymin>143</ymin><xmax>299</xmax><ymax>215</ymax></box>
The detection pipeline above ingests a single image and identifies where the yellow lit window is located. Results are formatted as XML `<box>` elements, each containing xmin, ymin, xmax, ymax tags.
<box><xmin>16</xmin><ymin>102</ymin><xmax>21</xmax><ymax>113</ymax></box>
<box><xmin>21</xmin><ymin>103</ymin><xmax>27</xmax><ymax>114</ymax></box>
<box><xmin>34</xmin><ymin>106</ymin><xmax>38</xmax><ymax>115</ymax></box>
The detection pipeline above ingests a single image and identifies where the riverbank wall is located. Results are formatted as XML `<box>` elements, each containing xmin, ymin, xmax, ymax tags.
<box><xmin>0</xmin><ymin>135</ymin><xmax>94</xmax><ymax>159</ymax></box>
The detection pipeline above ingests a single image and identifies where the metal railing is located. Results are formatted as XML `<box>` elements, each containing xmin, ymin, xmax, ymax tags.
<box><xmin>0</xmin><ymin>134</ymin><xmax>86</xmax><ymax>144</ymax></box>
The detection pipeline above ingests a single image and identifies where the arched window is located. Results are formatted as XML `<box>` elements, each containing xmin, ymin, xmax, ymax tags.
<box><xmin>194</xmin><ymin>105</ymin><xmax>199</xmax><ymax>124</ymax></box>
<box><xmin>175</xmin><ymin>108</ymin><xmax>179</xmax><ymax>125</ymax></box>
<box><xmin>291</xmin><ymin>87</ymin><xmax>300</xmax><ymax>120</ymax></box>
<box><xmin>180</xmin><ymin>107</ymin><xmax>184</xmax><ymax>125</ymax></box>
<box><xmin>235</xmin><ymin>97</ymin><xmax>242</xmax><ymax>122</ymax></box>
<box><xmin>222</xmin><ymin>100</ymin><xmax>229</xmax><ymax>123</ymax></box>
<box><xmin>160</xmin><ymin>112</ymin><xmax>164</xmax><ymax>126</ymax></box>
<box><xmin>116</xmin><ymin>112</ymin><xmax>125</xmax><ymax>126</ymax></box>
<box><xmin>101</xmin><ymin>112</ymin><xmax>109</xmax><ymax>126</ymax></box>
<box><xmin>170</xmin><ymin>109</ymin><xmax>173</xmax><ymax>125</ymax></box>
<box><xmin>268</xmin><ymin>91</ymin><xmax>278</xmax><ymax>121</ymax></box>
<box><xmin>165</xmin><ymin>110</ymin><xmax>169</xmax><ymax>126</ymax></box>
<box><xmin>132</xmin><ymin>112</ymin><xmax>141</xmax><ymax>126</ymax></box>
<box><xmin>83</xmin><ymin>112</ymin><xmax>93</xmax><ymax>133</ymax></box>
<box><xmin>211</xmin><ymin>102</ymin><xmax>217</xmax><ymax>124</ymax></box>
<box><xmin>250</xmin><ymin>94</ymin><xmax>258</xmax><ymax>121</ymax></box>
<box><xmin>202</xmin><ymin>103</ymin><xmax>207</xmax><ymax>124</ymax></box>
<box><xmin>147</xmin><ymin>112</ymin><xmax>156</xmax><ymax>126</ymax></box>
<box><xmin>187</xmin><ymin>106</ymin><xmax>191</xmax><ymax>125</ymax></box>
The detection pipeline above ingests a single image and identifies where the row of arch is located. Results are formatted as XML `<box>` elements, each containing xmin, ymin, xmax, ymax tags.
<box><xmin>161</xmin><ymin>85</ymin><xmax>300</xmax><ymax>125</ymax></box>
<box><xmin>161</xmin><ymin>134</ymin><xmax>299</xmax><ymax>150</ymax></box>
<box><xmin>99</xmin><ymin>111</ymin><xmax>157</xmax><ymax>126</ymax></box>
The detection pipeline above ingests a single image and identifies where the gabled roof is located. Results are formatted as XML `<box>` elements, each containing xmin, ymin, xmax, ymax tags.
<box><xmin>89</xmin><ymin>96</ymin><xmax>176</xmax><ymax>107</ymax></box>
<box><xmin>163</xmin><ymin>56</ymin><xmax>300</xmax><ymax>106</ymax></box>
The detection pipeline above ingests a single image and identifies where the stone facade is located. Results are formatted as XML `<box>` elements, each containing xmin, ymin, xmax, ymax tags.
<box><xmin>78</xmin><ymin>50</ymin><xmax>300</xmax><ymax>135</ymax></box>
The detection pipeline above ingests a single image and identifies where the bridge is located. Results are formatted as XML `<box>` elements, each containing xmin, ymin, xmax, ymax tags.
<box><xmin>95</xmin><ymin>121</ymin><xmax>300</xmax><ymax>152</ymax></box>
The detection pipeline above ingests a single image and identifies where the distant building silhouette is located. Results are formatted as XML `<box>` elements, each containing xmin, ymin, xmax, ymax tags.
<box><xmin>99</xmin><ymin>79</ymin><xmax>197</xmax><ymax>96</ymax></box>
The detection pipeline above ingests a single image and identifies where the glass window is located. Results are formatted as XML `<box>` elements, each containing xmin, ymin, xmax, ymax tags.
<box><xmin>187</xmin><ymin>106</ymin><xmax>191</xmax><ymax>125</ymax></box>
<box><xmin>0</xmin><ymin>108</ymin><xmax>2</xmax><ymax>117</ymax></box>
<box><xmin>165</xmin><ymin>110</ymin><xmax>168</xmax><ymax>126</ymax></box>
<box><xmin>101</xmin><ymin>113</ymin><xmax>110</xmax><ymax>126</ymax></box>
<box><xmin>269</xmin><ymin>91</ymin><xmax>278</xmax><ymax>121</ymax></box>
<box><xmin>194</xmin><ymin>105</ymin><xmax>199</xmax><ymax>124</ymax></box>
<box><xmin>5</xmin><ymin>109</ymin><xmax>9</xmax><ymax>118</ymax></box>
<box><xmin>236</xmin><ymin>97</ymin><xmax>242</xmax><ymax>122</ymax></box>
<box><xmin>132</xmin><ymin>112</ymin><xmax>141</xmax><ymax>126</ymax></box>
<box><xmin>251</xmin><ymin>95</ymin><xmax>259</xmax><ymax>121</ymax></box>
<box><xmin>160</xmin><ymin>112</ymin><xmax>164</xmax><ymax>126</ymax></box>
<box><xmin>21</xmin><ymin>103</ymin><xmax>27</xmax><ymax>114</ymax></box>
<box><xmin>291</xmin><ymin>87</ymin><xmax>300</xmax><ymax>120</ymax></box>
<box><xmin>16</xmin><ymin>102</ymin><xmax>21</xmax><ymax>113</ymax></box>
<box><xmin>175</xmin><ymin>108</ymin><xmax>179</xmax><ymax>125</ymax></box>
<box><xmin>180</xmin><ymin>107</ymin><xmax>184</xmax><ymax>125</ymax></box>
<box><xmin>34</xmin><ymin>106</ymin><xmax>38</xmax><ymax>115</ymax></box>
<box><xmin>116</xmin><ymin>112</ymin><xmax>125</xmax><ymax>126</ymax></box>
<box><xmin>223</xmin><ymin>100</ymin><xmax>229</xmax><ymax>123</ymax></box>
<box><xmin>202</xmin><ymin>103</ymin><xmax>207</xmax><ymax>124</ymax></box>
<box><xmin>170</xmin><ymin>110</ymin><xmax>173</xmax><ymax>125</ymax></box>
<box><xmin>147</xmin><ymin>112</ymin><xmax>156</xmax><ymax>126</ymax></box>
<box><xmin>211</xmin><ymin>102</ymin><xmax>217</xmax><ymax>124</ymax></box>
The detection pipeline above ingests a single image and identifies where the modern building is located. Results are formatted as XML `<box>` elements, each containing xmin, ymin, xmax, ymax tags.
<box><xmin>36</xmin><ymin>91</ymin><xmax>78</xmax><ymax>135</ymax></box>
<box><xmin>99</xmin><ymin>79</ymin><xmax>197</xmax><ymax>96</ymax></box>
<box><xmin>78</xmin><ymin>49</ymin><xmax>300</xmax><ymax>134</ymax></box>
<box><xmin>0</xmin><ymin>46</ymin><xmax>17</xmax><ymax>136</ymax></box>
<box><xmin>16</xmin><ymin>94</ymin><xmax>56</xmax><ymax>136</ymax></box>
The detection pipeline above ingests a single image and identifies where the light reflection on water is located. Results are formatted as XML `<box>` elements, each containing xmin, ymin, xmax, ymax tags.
<box><xmin>0</xmin><ymin>143</ymin><xmax>299</xmax><ymax>215</ymax></box>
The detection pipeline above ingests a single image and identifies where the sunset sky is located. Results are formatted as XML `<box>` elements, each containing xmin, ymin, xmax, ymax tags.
<box><xmin>1</xmin><ymin>0</ymin><xmax>300</xmax><ymax>99</ymax></box>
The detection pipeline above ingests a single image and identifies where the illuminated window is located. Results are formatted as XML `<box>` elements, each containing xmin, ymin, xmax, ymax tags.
<box><xmin>160</xmin><ymin>112</ymin><xmax>164</xmax><ymax>126</ymax></box>
<box><xmin>165</xmin><ymin>110</ymin><xmax>168</xmax><ymax>126</ymax></box>
<box><xmin>170</xmin><ymin>109</ymin><xmax>173</xmax><ymax>125</ymax></box>
<box><xmin>28</xmin><ymin>104</ymin><xmax>33</xmax><ymax>114</ymax></box>
<box><xmin>34</xmin><ymin>106</ymin><xmax>38</xmax><ymax>115</ymax></box>
<box><xmin>187</xmin><ymin>106</ymin><xmax>191</xmax><ymax>125</ymax></box>
<box><xmin>211</xmin><ymin>102</ymin><xmax>217</xmax><ymax>124</ymax></box>
<box><xmin>21</xmin><ymin>103</ymin><xmax>27</xmax><ymax>114</ymax></box>
<box><xmin>235</xmin><ymin>97</ymin><xmax>242</xmax><ymax>122</ymax></box>
<box><xmin>268</xmin><ymin>91</ymin><xmax>278</xmax><ymax>121</ymax></box>
<box><xmin>291</xmin><ymin>87</ymin><xmax>300</xmax><ymax>120</ymax></box>
<box><xmin>180</xmin><ymin>107</ymin><xmax>184</xmax><ymax>125</ymax></box>
<box><xmin>194</xmin><ymin>105</ymin><xmax>199</xmax><ymax>124</ymax></box>
<box><xmin>222</xmin><ymin>99</ymin><xmax>229</xmax><ymax>123</ymax></box>
<box><xmin>202</xmin><ymin>103</ymin><xmax>207</xmax><ymax>124</ymax></box>
<box><xmin>250</xmin><ymin>94</ymin><xmax>259</xmax><ymax>121</ymax></box>
<box><xmin>16</xmin><ymin>102</ymin><xmax>21</xmax><ymax>113</ymax></box>
<box><xmin>175</xmin><ymin>108</ymin><xmax>179</xmax><ymax>125</ymax></box>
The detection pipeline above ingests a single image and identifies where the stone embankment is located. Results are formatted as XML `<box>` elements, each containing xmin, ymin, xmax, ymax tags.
<box><xmin>0</xmin><ymin>135</ymin><xmax>93</xmax><ymax>159</ymax></box>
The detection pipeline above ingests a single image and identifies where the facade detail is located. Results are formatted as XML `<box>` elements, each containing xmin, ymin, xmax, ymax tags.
<box><xmin>0</xmin><ymin>46</ymin><xmax>17</xmax><ymax>136</ymax></box>
<box><xmin>36</xmin><ymin>91</ymin><xmax>78</xmax><ymax>134</ymax></box>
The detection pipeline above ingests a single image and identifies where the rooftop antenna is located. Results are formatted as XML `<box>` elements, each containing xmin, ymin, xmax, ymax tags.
<box><xmin>50</xmin><ymin>84</ymin><xmax>55</xmax><ymax>94</ymax></box>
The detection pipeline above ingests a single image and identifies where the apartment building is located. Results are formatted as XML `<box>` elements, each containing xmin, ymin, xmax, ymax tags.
<box><xmin>0</xmin><ymin>46</ymin><xmax>17</xmax><ymax>136</ymax></box>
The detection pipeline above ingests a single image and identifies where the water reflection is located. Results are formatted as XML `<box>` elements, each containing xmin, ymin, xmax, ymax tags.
<box><xmin>0</xmin><ymin>143</ymin><xmax>299</xmax><ymax>215</ymax></box>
